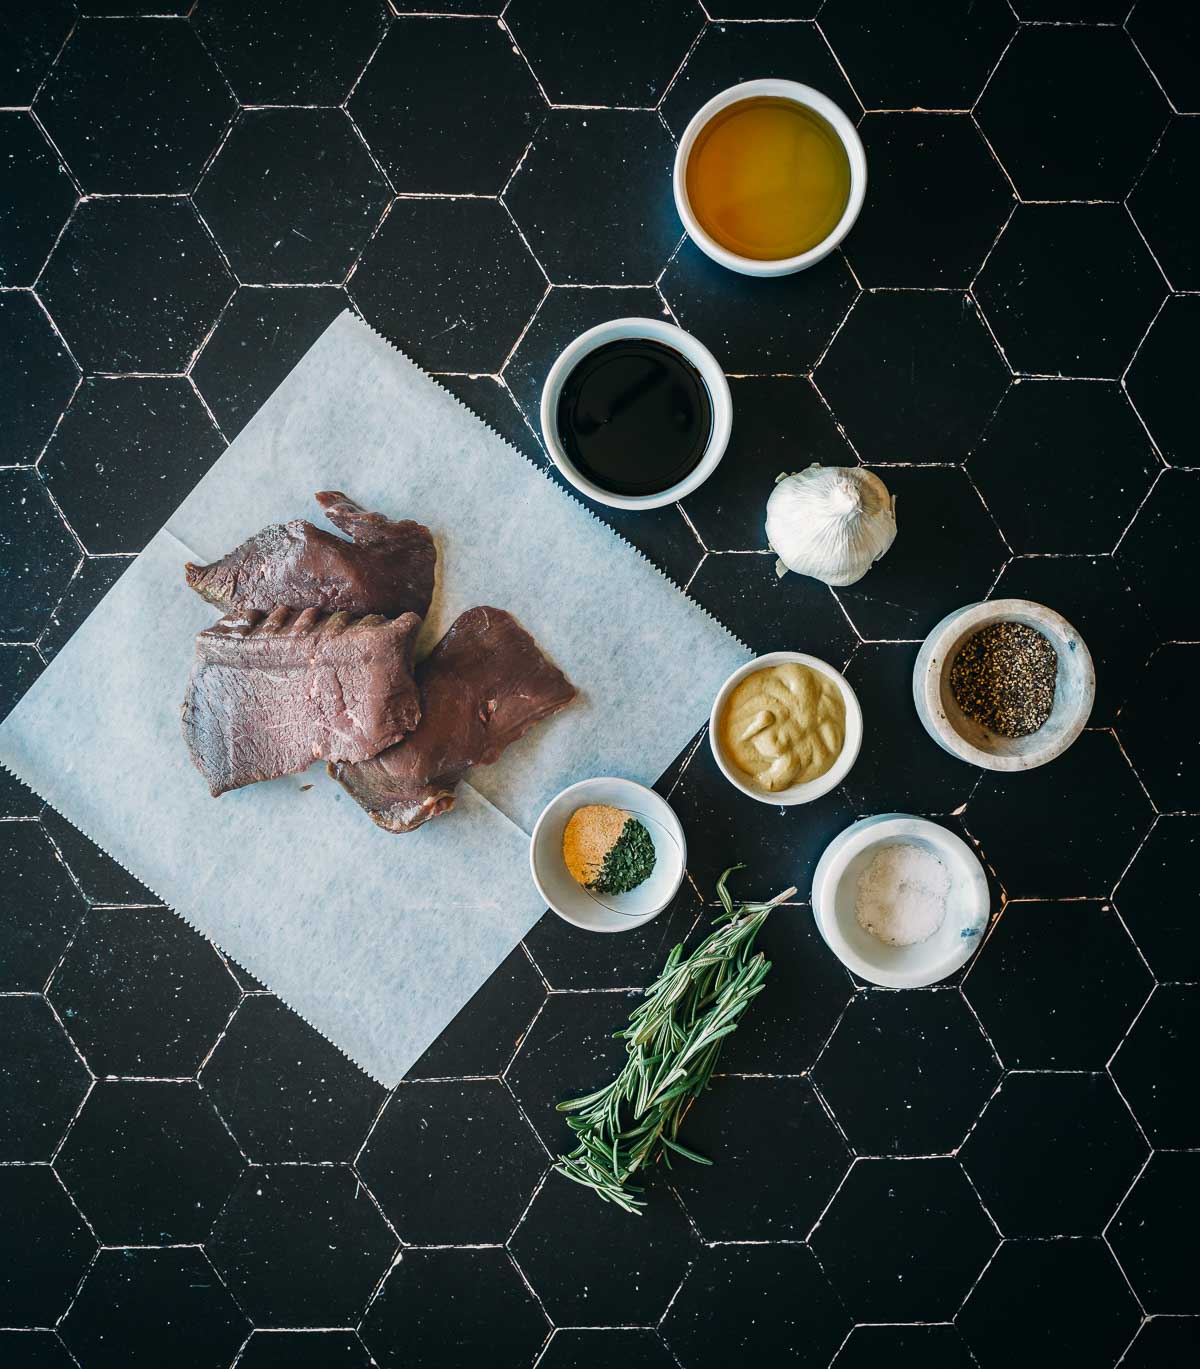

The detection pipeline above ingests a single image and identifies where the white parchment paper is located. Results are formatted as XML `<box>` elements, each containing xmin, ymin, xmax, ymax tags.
<box><xmin>0</xmin><ymin>312</ymin><xmax>748</xmax><ymax>1084</ymax></box>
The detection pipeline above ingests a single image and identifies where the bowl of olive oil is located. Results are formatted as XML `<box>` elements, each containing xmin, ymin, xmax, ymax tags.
<box><xmin>674</xmin><ymin>78</ymin><xmax>866</xmax><ymax>277</ymax></box>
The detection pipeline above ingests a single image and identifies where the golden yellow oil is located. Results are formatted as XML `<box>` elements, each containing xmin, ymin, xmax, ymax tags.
<box><xmin>685</xmin><ymin>97</ymin><xmax>851</xmax><ymax>261</ymax></box>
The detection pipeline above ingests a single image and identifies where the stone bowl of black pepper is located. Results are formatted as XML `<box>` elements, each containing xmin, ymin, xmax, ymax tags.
<box><xmin>912</xmin><ymin>599</ymin><xmax>1095</xmax><ymax>772</ymax></box>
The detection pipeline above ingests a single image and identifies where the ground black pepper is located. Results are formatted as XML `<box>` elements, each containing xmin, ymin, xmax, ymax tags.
<box><xmin>949</xmin><ymin>621</ymin><xmax>1058</xmax><ymax>738</ymax></box>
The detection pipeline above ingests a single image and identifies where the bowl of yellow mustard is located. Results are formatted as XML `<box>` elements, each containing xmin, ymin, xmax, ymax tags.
<box><xmin>708</xmin><ymin>652</ymin><xmax>862</xmax><ymax>805</ymax></box>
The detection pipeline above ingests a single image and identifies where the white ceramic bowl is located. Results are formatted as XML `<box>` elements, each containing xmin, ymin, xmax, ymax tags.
<box><xmin>913</xmin><ymin>599</ymin><xmax>1095</xmax><ymax>772</ymax></box>
<box><xmin>672</xmin><ymin>78</ymin><xmax>867</xmax><ymax>277</ymax></box>
<box><xmin>540</xmin><ymin>316</ymin><xmax>732</xmax><ymax>512</ymax></box>
<box><xmin>812</xmin><ymin>814</ymin><xmax>990</xmax><ymax>988</ymax></box>
<box><xmin>709</xmin><ymin>651</ymin><xmax>862</xmax><ymax>805</ymax></box>
<box><xmin>530</xmin><ymin>777</ymin><xmax>687</xmax><ymax>933</ymax></box>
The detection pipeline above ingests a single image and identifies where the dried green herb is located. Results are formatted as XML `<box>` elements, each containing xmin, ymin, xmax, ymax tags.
<box><xmin>553</xmin><ymin>867</ymin><xmax>796</xmax><ymax>1213</ymax></box>
<box><xmin>590</xmin><ymin>817</ymin><xmax>656</xmax><ymax>895</ymax></box>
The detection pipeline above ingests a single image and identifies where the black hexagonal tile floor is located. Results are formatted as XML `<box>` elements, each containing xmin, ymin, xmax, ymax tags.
<box><xmin>961</xmin><ymin>1072</ymin><xmax>1145</xmax><ymax>1237</ymax></box>
<box><xmin>0</xmin><ymin>292</ymin><xmax>75</xmax><ymax>466</ymax></box>
<box><xmin>208</xmin><ymin>1165</ymin><xmax>396</xmax><ymax>1327</ymax></box>
<box><xmin>846</xmin><ymin>114</ymin><xmax>1011</xmax><ymax>287</ymax></box>
<box><xmin>965</xmin><ymin>731</ymin><xmax>1153</xmax><ymax>899</ymax></box>
<box><xmin>660</xmin><ymin>239</ymin><xmax>857</xmax><ymax>376</ymax></box>
<box><xmin>834</xmin><ymin>466</ymin><xmax>1006</xmax><ymax>642</ymax></box>
<box><xmin>813</xmin><ymin>1158</ymin><xmax>995</xmax><ymax>1322</ymax></box>
<box><xmin>0</xmin><ymin>646</ymin><xmax>43</xmax><ymax>723</ymax></box>
<box><xmin>1</xmin><ymin>821</ymin><xmax>84</xmax><ymax>992</ymax></box>
<box><xmin>1128</xmin><ymin>0</ymin><xmax>1200</xmax><ymax>115</ymax></box>
<box><xmin>538</xmin><ymin>1330</ymin><xmax>675</xmax><ymax>1369</ymax></box>
<box><xmin>60</xmin><ymin>1247</ymin><xmax>247</xmax><ymax>1369</ymax></box>
<box><xmin>196</xmin><ymin>110</ymin><xmax>390</xmax><ymax>286</ymax></box>
<box><xmin>969</xmin><ymin>381</ymin><xmax>1159</xmax><ymax>554</ymax></box>
<box><xmin>48</xmin><ymin>907</ymin><xmax>240</xmax><ymax>1077</ymax></box>
<box><xmin>0</xmin><ymin>995</ymin><xmax>88</xmax><ymax>1161</ymax></box>
<box><xmin>34</xmin><ymin>17</ymin><xmax>235</xmax><ymax>194</ymax></box>
<box><xmin>1111</xmin><ymin>985</ymin><xmax>1199</xmax><ymax>1148</ymax></box>
<box><xmin>200</xmin><ymin>994</ymin><xmax>383</xmax><ymax>1163</ymax></box>
<box><xmin>193</xmin><ymin>0</ymin><xmax>389</xmax><ymax>105</ymax></box>
<box><xmin>40</xmin><ymin>806</ymin><xmax>153</xmax><ymax>906</ymax></box>
<box><xmin>1130</xmin><ymin>118</ymin><xmax>1200</xmax><ymax>292</ymax></box>
<box><xmin>513</xmin><ymin>1174</ymin><xmax>696</xmax><ymax>1325</ymax></box>
<box><xmin>56</xmin><ymin>1080</ymin><xmax>243</xmax><ymax>1245</ymax></box>
<box><xmin>0</xmin><ymin>1331</ymin><xmax>76</xmax><ymax>1368</ymax></box>
<box><xmin>974</xmin><ymin>203</ymin><xmax>1165</xmax><ymax>379</ymax></box>
<box><xmin>235</xmin><ymin>1331</ymin><xmax>372</xmax><ymax>1369</ymax></box>
<box><xmin>1120</xmin><ymin>644</ymin><xmax>1199</xmax><ymax>813</ymax></box>
<box><xmin>0</xmin><ymin>1166</ymin><xmax>94</xmax><ymax>1328</ymax></box>
<box><xmin>0</xmin><ymin>467</ymin><xmax>79</xmax><ymax>642</ymax></box>
<box><xmin>813</xmin><ymin>989</ymin><xmax>999</xmax><ymax>1154</ymax></box>
<box><xmin>976</xmin><ymin>26</ymin><xmax>1167</xmax><ymax>202</ymax></box>
<box><xmin>504</xmin><ymin>110</ymin><xmax>678</xmax><ymax>284</ymax></box>
<box><xmin>672</xmin><ymin>1076</ymin><xmax>848</xmax><ymax>1240</ymax></box>
<box><xmin>38</xmin><ymin>197</ymin><xmax>234</xmax><ymax>374</ymax></box>
<box><xmin>1116</xmin><ymin>818</ymin><xmax>1200</xmax><ymax>982</ymax></box>
<box><xmin>663</xmin><ymin>1243</ymin><xmax>848</xmax><ymax>1369</ymax></box>
<box><xmin>1109</xmin><ymin>1151</ymin><xmax>1199</xmax><ymax>1315</ymax></box>
<box><xmin>963</xmin><ymin>899</ymin><xmax>1151</xmax><ymax>1069</ymax></box>
<box><xmin>40</xmin><ymin>556</ymin><xmax>130</xmax><ymax>663</ymax></box>
<box><xmin>435</xmin><ymin>371</ymin><xmax>545</xmax><ymax>465</ymax></box>
<box><xmin>958</xmin><ymin>1238</ymin><xmax>1141</xmax><ymax>1369</ymax></box>
<box><xmin>358</xmin><ymin>1080</ymin><xmax>545</xmax><ymax>1245</ymax></box>
<box><xmin>361</xmin><ymin>1249</ymin><xmax>548</xmax><ymax>1369</ymax></box>
<box><xmin>349</xmin><ymin>17</ymin><xmax>543</xmax><ymax>196</ymax></box>
<box><xmin>348</xmin><ymin>197</ymin><xmax>545</xmax><ymax>373</ymax></box>
<box><xmin>0</xmin><ymin>111</ymin><xmax>76</xmax><ymax>286</ymax></box>
<box><xmin>1117</xmin><ymin>468</ymin><xmax>1200</xmax><ymax>640</ymax></box>
<box><xmin>1120</xmin><ymin>1315</ymin><xmax>1200</xmax><ymax>1369</ymax></box>
<box><xmin>1125</xmin><ymin>297</ymin><xmax>1197</xmax><ymax>469</ymax></box>
<box><xmin>0</xmin><ymin>1</ymin><xmax>73</xmax><ymax>106</ymax></box>
<box><xmin>832</xmin><ymin>1325</ymin><xmax>975</xmax><ymax>1369</ymax></box>
<box><xmin>40</xmin><ymin>377</ymin><xmax>225</xmax><ymax>555</ymax></box>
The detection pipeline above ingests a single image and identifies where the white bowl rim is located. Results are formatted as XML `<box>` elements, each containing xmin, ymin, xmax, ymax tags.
<box><xmin>812</xmin><ymin>813</ymin><xmax>990</xmax><ymax>988</ymax></box>
<box><xmin>708</xmin><ymin>651</ymin><xmax>862</xmax><ymax>805</ymax></box>
<box><xmin>539</xmin><ymin>316</ymin><xmax>733</xmax><ymax>512</ymax></box>
<box><xmin>672</xmin><ymin>78</ymin><xmax>867</xmax><ymax>278</ymax></box>
<box><xmin>529</xmin><ymin>776</ymin><xmax>687</xmax><ymax>933</ymax></box>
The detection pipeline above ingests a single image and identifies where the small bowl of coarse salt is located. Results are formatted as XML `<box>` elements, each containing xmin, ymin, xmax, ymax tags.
<box><xmin>811</xmin><ymin>814</ymin><xmax>990</xmax><ymax>988</ymax></box>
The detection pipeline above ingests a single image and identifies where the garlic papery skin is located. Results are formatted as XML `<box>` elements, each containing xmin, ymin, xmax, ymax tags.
<box><xmin>766</xmin><ymin>464</ymin><xmax>897</xmax><ymax>587</ymax></box>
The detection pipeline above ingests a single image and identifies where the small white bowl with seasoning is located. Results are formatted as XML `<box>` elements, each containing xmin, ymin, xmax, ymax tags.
<box><xmin>812</xmin><ymin>814</ymin><xmax>990</xmax><ymax>988</ymax></box>
<box><xmin>709</xmin><ymin>651</ymin><xmax>862</xmax><ymax>804</ymax></box>
<box><xmin>530</xmin><ymin>777</ymin><xmax>686</xmax><ymax>933</ymax></box>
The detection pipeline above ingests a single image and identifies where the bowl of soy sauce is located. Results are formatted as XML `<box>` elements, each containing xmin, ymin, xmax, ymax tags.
<box><xmin>540</xmin><ymin>317</ymin><xmax>732</xmax><ymax>511</ymax></box>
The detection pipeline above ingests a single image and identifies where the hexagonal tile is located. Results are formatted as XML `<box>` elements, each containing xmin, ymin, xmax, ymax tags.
<box><xmin>1115</xmin><ymin>818</ymin><xmax>1200</xmax><ymax>982</ymax></box>
<box><xmin>349</xmin><ymin>17</ymin><xmax>543</xmax><ymax>195</ymax></box>
<box><xmin>1128</xmin><ymin>0</ymin><xmax>1200</xmax><ymax>114</ymax></box>
<box><xmin>193</xmin><ymin>0</ymin><xmax>388</xmax><ymax>105</ymax></box>
<box><xmin>512</xmin><ymin>1175</ymin><xmax>696</xmax><ymax>1325</ymax></box>
<box><xmin>48</xmin><ymin>908</ymin><xmax>240</xmax><ymax>1077</ymax></box>
<box><xmin>813</xmin><ymin>989</ymin><xmax>999</xmax><ymax>1154</ymax></box>
<box><xmin>963</xmin><ymin>900</ymin><xmax>1152</xmax><ymax>1069</ymax></box>
<box><xmin>0</xmin><ymin>467</ymin><xmax>79</xmax><ymax>642</ymax></box>
<box><xmin>660</xmin><ymin>239</ymin><xmax>857</xmax><ymax>375</ymax></box>
<box><xmin>0</xmin><ymin>759</ymin><xmax>41</xmax><ymax>816</ymax></box>
<box><xmin>1118</xmin><ymin>469</ymin><xmax>1199</xmax><ymax>639</ymax></box>
<box><xmin>208</xmin><ymin>1165</ymin><xmax>396</xmax><ymax>1327</ymax></box>
<box><xmin>236</xmin><ymin>1331</ymin><xmax>372</xmax><ymax>1368</ymax></box>
<box><xmin>0</xmin><ymin>1332</ymin><xmax>76</xmax><ymax>1367</ymax></box>
<box><xmin>1120</xmin><ymin>1316</ymin><xmax>1200</xmax><ymax>1369</ymax></box>
<box><xmin>977</xmin><ymin>27</ymin><xmax>1167</xmax><ymax>202</ymax></box>
<box><xmin>965</xmin><ymin>731</ymin><xmax>1153</xmax><ymax>899</ymax></box>
<box><xmin>662</xmin><ymin>1244</ymin><xmax>848</xmax><ymax>1369</ymax></box>
<box><xmin>1</xmin><ymin>821</ymin><xmax>84</xmax><ymax>992</ymax></box>
<box><xmin>0</xmin><ymin>293</ymin><xmax>76</xmax><ymax>468</ymax></box>
<box><xmin>40</xmin><ymin>378</ymin><xmax>224</xmax><ymax>556</ymax></box>
<box><xmin>35</xmin><ymin>18</ymin><xmax>234</xmax><ymax>194</ymax></box>
<box><xmin>504</xmin><ymin>110</ymin><xmax>677</xmax><ymax>284</ymax></box>
<box><xmin>812</xmin><ymin>1158</ymin><xmax>995</xmax><ymax>1321</ymax></box>
<box><xmin>434</xmin><ymin>372</ymin><xmax>545</xmax><ymax>466</ymax></box>
<box><xmin>39</xmin><ymin>556</ymin><xmax>129</xmax><ymax>663</ymax></box>
<box><xmin>196</xmin><ymin>110</ymin><xmax>389</xmax><ymax>286</ymax></box>
<box><xmin>1125</xmin><ymin>297</ymin><xmax>1197</xmax><ymax>469</ymax></box>
<box><xmin>1110</xmin><ymin>1153</ymin><xmax>1200</xmax><ymax>1314</ymax></box>
<box><xmin>834</xmin><ymin>466</ymin><xmax>1006</xmax><ymax>641</ymax></box>
<box><xmin>962</xmin><ymin>1073</ymin><xmax>1146</xmax><ymax>1236</ymax></box>
<box><xmin>347</xmin><ymin>197</ymin><xmax>545</xmax><ymax>373</ymax></box>
<box><xmin>56</xmin><ymin>1080</ymin><xmax>243</xmax><ymax>1244</ymax></box>
<box><xmin>1130</xmin><ymin>119</ymin><xmax>1200</xmax><ymax>291</ymax></box>
<box><xmin>538</xmin><ymin>1331</ymin><xmax>674</xmax><ymax>1369</ymax></box>
<box><xmin>39</xmin><ymin>806</ymin><xmax>153</xmax><ymax>906</ymax></box>
<box><xmin>60</xmin><ymin>1248</ymin><xmax>247</xmax><ymax>1369</ymax></box>
<box><xmin>1111</xmin><ymin>985</ymin><xmax>1198</xmax><ymax>1147</ymax></box>
<box><xmin>846</xmin><ymin>114</ymin><xmax>1011</xmax><ymax>287</ymax></box>
<box><xmin>1120</xmin><ymin>644</ymin><xmax>1198</xmax><ymax>813</ymax></box>
<box><xmin>974</xmin><ymin>203</ymin><xmax>1165</xmax><ymax>378</ymax></box>
<box><xmin>0</xmin><ymin>1166</ymin><xmax>94</xmax><ymax>1327</ymax></box>
<box><xmin>672</xmin><ymin>1076</ymin><xmax>848</xmax><ymax>1240</ymax></box>
<box><xmin>0</xmin><ymin>645</ymin><xmax>43</xmax><ymax>722</ymax></box>
<box><xmin>0</xmin><ymin>112</ymin><xmax>76</xmax><ymax>286</ymax></box>
<box><xmin>832</xmin><ymin>1325</ymin><xmax>975</xmax><ymax>1369</ymax></box>
<box><xmin>361</xmin><ymin>1249</ymin><xmax>547</xmax><ymax>1369</ymax></box>
<box><xmin>0</xmin><ymin>1</ymin><xmax>74</xmax><ymax>106</ymax></box>
<box><xmin>970</xmin><ymin>380</ymin><xmax>1159</xmax><ymax>554</ymax></box>
<box><xmin>37</xmin><ymin>197</ymin><xmax>234</xmax><ymax>373</ymax></box>
<box><xmin>0</xmin><ymin>995</ymin><xmax>89</xmax><ymax>1161</ymax></box>
<box><xmin>958</xmin><ymin>1239</ymin><xmax>1140</xmax><ymax>1368</ymax></box>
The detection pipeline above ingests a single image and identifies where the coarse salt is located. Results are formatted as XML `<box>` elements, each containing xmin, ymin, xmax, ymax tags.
<box><xmin>855</xmin><ymin>841</ymin><xmax>951</xmax><ymax>947</ymax></box>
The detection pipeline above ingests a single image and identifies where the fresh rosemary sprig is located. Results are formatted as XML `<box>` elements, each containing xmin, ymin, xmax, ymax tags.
<box><xmin>553</xmin><ymin>866</ymin><xmax>797</xmax><ymax>1214</ymax></box>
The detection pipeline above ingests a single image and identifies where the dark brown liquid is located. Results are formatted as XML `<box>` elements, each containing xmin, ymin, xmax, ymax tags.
<box><xmin>556</xmin><ymin>338</ymin><xmax>713</xmax><ymax>497</ymax></box>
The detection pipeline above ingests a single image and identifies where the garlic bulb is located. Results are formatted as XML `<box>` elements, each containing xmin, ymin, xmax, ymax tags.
<box><xmin>765</xmin><ymin>465</ymin><xmax>897</xmax><ymax>587</ymax></box>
